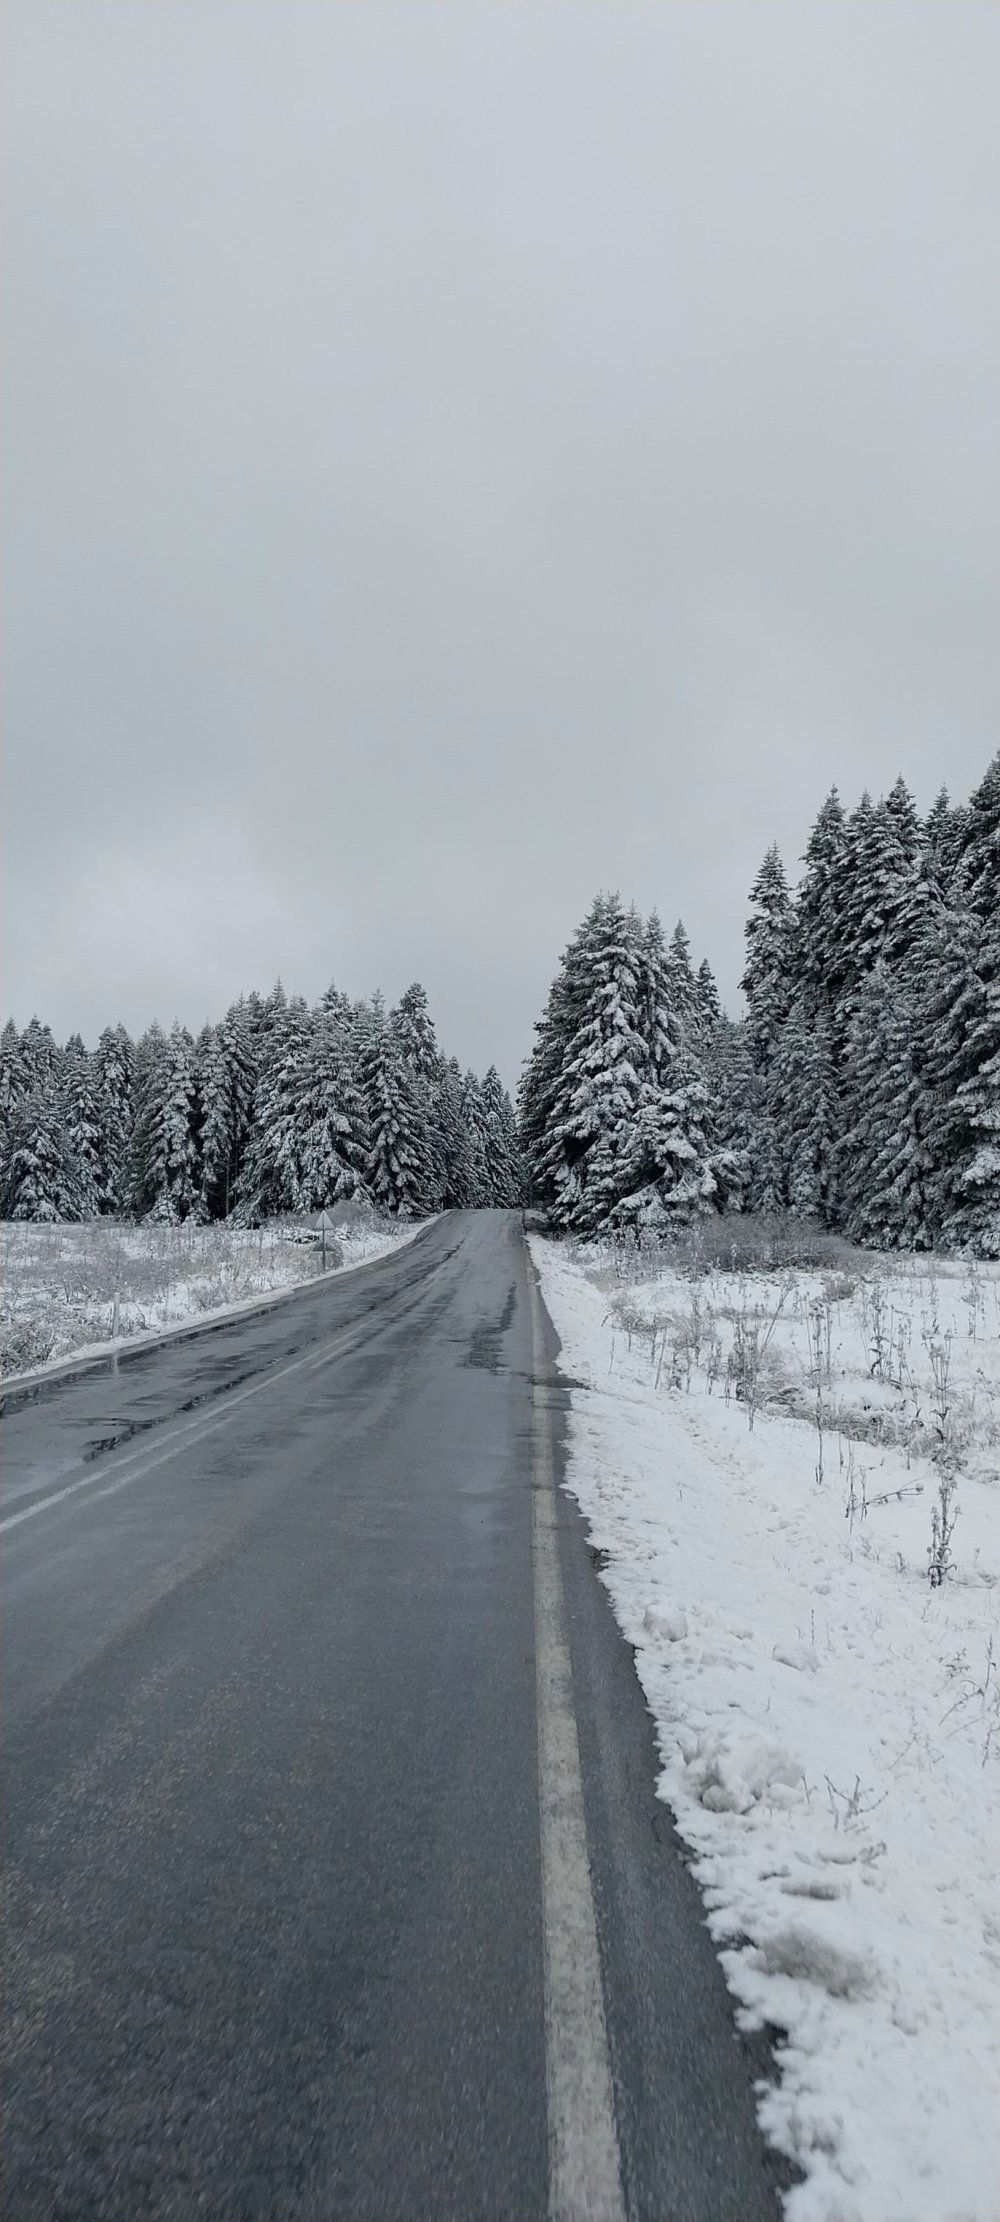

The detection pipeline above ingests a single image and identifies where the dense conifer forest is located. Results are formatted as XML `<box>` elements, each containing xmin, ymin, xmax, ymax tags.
<box><xmin>0</xmin><ymin>982</ymin><xmax>524</xmax><ymax>1224</ymax></box>
<box><xmin>520</xmin><ymin>755</ymin><xmax>999</xmax><ymax>1255</ymax></box>
<box><xmin>4</xmin><ymin>756</ymin><xmax>997</xmax><ymax>1251</ymax></box>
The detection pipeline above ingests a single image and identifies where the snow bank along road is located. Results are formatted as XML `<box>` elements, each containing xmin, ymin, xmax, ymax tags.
<box><xmin>1</xmin><ymin>1209</ymin><xmax>791</xmax><ymax>2222</ymax></box>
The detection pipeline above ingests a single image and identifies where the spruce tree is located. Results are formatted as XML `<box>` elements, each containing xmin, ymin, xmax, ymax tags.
<box><xmin>390</xmin><ymin>984</ymin><xmax>444</xmax><ymax>1208</ymax></box>
<box><xmin>694</xmin><ymin>958</ymin><xmax>721</xmax><ymax>1036</ymax></box>
<box><xmin>666</xmin><ymin>920</ymin><xmax>698</xmax><ymax>1040</ymax></box>
<box><xmin>296</xmin><ymin>1003</ymin><xmax>369</xmax><ymax>1210</ymax></box>
<box><xmin>356</xmin><ymin>1002</ymin><xmax>429</xmax><ymax>1217</ymax></box>
<box><xmin>929</xmin><ymin>756</ymin><xmax>1000</xmax><ymax>1251</ymax></box>
<box><xmin>460</xmin><ymin>1070</ymin><xmax>491</xmax><ymax>1207</ymax></box>
<box><xmin>796</xmin><ymin>788</ymin><xmax>848</xmax><ymax>1019</ymax></box>
<box><xmin>196</xmin><ymin>1023</ymin><xmax>235</xmax><ymax>1220</ymax></box>
<box><xmin>62</xmin><ymin>1035</ymin><xmax>102</xmax><ymax>1218</ymax></box>
<box><xmin>2</xmin><ymin>1081</ymin><xmax>81</xmax><ymax>1222</ymax></box>
<box><xmin>519</xmin><ymin>896</ymin><xmax>612</xmax><ymax>1212</ymax></box>
<box><xmin>840</xmin><ymin>964</ymin><xmax>935</xmax><ymax>1249</ymax></box>
<box><xmin>635</xmin><ymin>912</ymin><xmax>681</xmax><ymax>1085</ymax></box>
<box><xmin>93</xmin><ymin>1025</ymin><xmax>135</xmax><ymax>1213</ymax></box>
<box><xmin>542</xmin><ymin>895</ymin><xmax>646</xmax><ymax>1233</ymax></box>
<box><xmin>436</xmin><ymin>1058</ymin><xmax>479</xmax><ymax>1208</ymax></box>
<box><xmin>127</xmin><ymin>1021</ymin><xmax>199</xmax><ymax>1222</ymax></box>
<box><xmin>479</xmin><ymin>1066</ymin><xmax>524</xmax><ymax>1206</ymax></box>
<box><xmin>741</xmin><ymin>845</ymin><xmax>795</xmax><ymax>1074</ymax></box>
<box><xmin>702</xmin><ymin>1017</ymin><xmax>757</xmax><ymax>1213</ymax></box>
<box><xmin>609</xmin><ymin>1050</ymin><xmax>716</xmax><ymax>1231</ymax></box>
<box><xmin>392</xmin><ymin>983</ymin><xmax>441</xmax><ymax>1082</ymax></box>
<box><xmin>0</xmin><ymin>1018</ymin><xmax>23</xmax><ymax>1122</ymax></box>
<box><xmin>236</xmin><ymin>993</ymin><xmax>310</xmax><ymax>1221</ymax></box>
<box><xmin>771</xmin><ymin>998</ymin><xmax>840</xmax><ymax>1223</ymax></box>
<box><xmin>884</xmin><ymin>774</ymin><xmax>921</xmax><ymax>863</ymax></box>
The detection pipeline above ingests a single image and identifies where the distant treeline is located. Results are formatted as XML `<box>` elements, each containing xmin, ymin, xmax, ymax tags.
<box><xmin>520</xmin><ymin>755</ymin><xmax>999</xmax><ymax>1256</ymax></box>
<box><xmin>0</xmin><ymin>982</ymin><xmax>524</xmax><ymax>1224</ymax></box>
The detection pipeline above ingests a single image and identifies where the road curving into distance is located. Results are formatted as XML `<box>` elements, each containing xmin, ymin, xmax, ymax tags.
<box><xmin>1</xmin><ymin>1208</ymin><xmax>790</xmax><ymax>2221</ymax></box>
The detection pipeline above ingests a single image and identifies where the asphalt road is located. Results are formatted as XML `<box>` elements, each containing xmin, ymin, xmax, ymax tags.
<box><xmin>1</xmin><ymin>1209</ymin><xmax>791</xmax><ymax>2221</ymax></box>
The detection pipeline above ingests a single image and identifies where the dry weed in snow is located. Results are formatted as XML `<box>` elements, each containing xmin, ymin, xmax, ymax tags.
<box><xmin>0</xmin><ymin>1216</ymin><xmax>417</xmax><ymax>1380</ymax></box>
<box><xmin>530</xmin><ymin>1233</ymin><xmax>1000</xmax><ymax>2222</ymax></box>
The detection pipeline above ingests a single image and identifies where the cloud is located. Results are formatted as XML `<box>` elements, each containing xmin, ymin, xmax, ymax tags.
<box><xmin>3</xmin><ymin>2</ymin><xmax>997</xmax><ymax>1086</ymax></box>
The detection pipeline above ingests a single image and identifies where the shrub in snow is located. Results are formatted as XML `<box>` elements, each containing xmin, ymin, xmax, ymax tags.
<box><xmin>927</xmin><ymin>1470</ymin><xmax>960</xmax><ymax>1588</ymax></box>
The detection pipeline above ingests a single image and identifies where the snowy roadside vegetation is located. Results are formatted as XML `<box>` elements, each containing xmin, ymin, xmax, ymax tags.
<box><xmin>531</xmin><ymin>1225</ymin><xmax>1000</xmax><ymax>2222</ymax></box>
<box><xmin>0</xmin><ymin>1213</ymin><xmax>421</xmax><ymax>1382</ymax></box>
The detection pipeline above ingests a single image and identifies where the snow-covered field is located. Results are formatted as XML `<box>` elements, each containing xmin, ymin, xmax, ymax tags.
<box><xmin>0</xmin><ymin>1214</ymin><xmax>423</xmax><ymax>1381</ymax></box>
<box><xmin>530</xmin><ymin>1233</ymin><xmax>1000</xmax><ymax>2222</ymax></box>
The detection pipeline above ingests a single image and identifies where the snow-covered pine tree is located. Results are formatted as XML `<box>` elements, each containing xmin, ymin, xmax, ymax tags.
<box><xmin>460</xmin><ymin>1070</ymin><xmax>491</xmax><ymax>1207</ymax></box>
<box><xmin>956</xmin><ymin>751</ymin><xmax>1000</xmax><ymax>924</ymax></box>
<box><xmin>538</xmin><ymin>895</ymin><xmax>647</xmax><ymax>1233</ymax></box>
<box><xmin>61</xmin><ymin>1035</ymin><xmax>102</xmax><ymax>1218</ymax></box>
<box><xmin>795</xmin><ymin>788</ymin><xmax>848</xmax><ymax>1022</ymax></box>
<box><xmin>318</xmin><ymin>979</ymin><xmax>352</xmax><ymax>1025</ymax></box>
<box><xmin>519</xmin><ymin>896</ymin><xmax>613</xmax><ymax>1211</ymax></box>
<box><xmin>435</xmin><ymin>1057</ymin><xmax>479</xmax><ymax>1208</ymax></box>
<box><xmin>0</xmin><ymin>1018</ymin><xmax>22</xmax><ymax>1115</ymax></box>
<box><xmin>195</xmin><ymin>1023</ymin><xmax>232</xmax><ymax>1221</ymax></box>
<box><xmin>390</xmin><ymin>984</ymin><xmax>444</xmax><ymax>1209</ymax></box>
<box><xmin>187</xmin><ymin>1024</ymin><xmax>216</xmax><ymax>1221</ymax></box>
<box><xmin>666</xmin><ymin>920</ymin><xmax>699</xmax><ymax>1042</ymax></box>
<box><xmin>928</xmin><ymin>755</ymin><xmax>1000</xmax><ymax>1252</ymax></box>
<box><xmin>521</xmin><ymin>898</ymin><xmax>718</xmax><ymax>1233</ymax></box>
<box><xmin>839</xmin><ymin>962</ymin><xmax>935</xmax><ymax>1249</ymax></box>
<box><xmin>0</xmin><ymin>1019</ymin><xmax>83</xmax><ymax>1221</ymax></box>
<box><xmin>884</xmin><ymin>774</ymin><xmax>922</xmax><ymax>863</ymax></box>
<box><xmin>770</xmin><ymin>996</ymin><xmax>840</xmax><ymax>1224</ymax></box>
<box><xmin>924</xmin><ymin>786</ymin><xmax>968</xmax><ymax>891</ymax></box>
<box><xmin>740</xmin><ymin>844</ymin><xmax>796</xmax><ymax>1076</ymax></box>
<box><xmin>701</xmin><ymin>1016</ymin><xmax>756</xmax><ymax>1214</ymax></box>
<box><xmin>295</xmin><ymin>1001</ymin><xmax>370</xmax><ymax>1210</ymax></box>
<box><xmin>392</xmin><ymin>982</ymin><xmax>440</xmax><ymax>1082</ymax></box>
<box><xmin>93</xmin><ymin>1024</ymin><xmax>135</xmax><ymax>1213</ymax></box>
<box><xmin>495</xmin><ymin>1075</ymin><xmax>527</xmax><ymax>1206</ymax></box>
<box><xmin>739</xmin><ymin>844</ymin><xmax>798</xmax><ymax>1208</ymax></box>
<box><xmin>126</xmin><ymin>1020</ymin><xmax>199</xmax><ymax>1222</ymax></box>
<box><xmin>219</xmin><ymin>1000</ymin><xmax>257</xmax><ymax>1210</ymax></box>
<box><xmin>123</xmin><ymin>1024</ymin><xmax>165</xmax><ymax>1217</ymax></box>
<box><xmin>608</xmin><ymin>1048</ymin><xmax>716</xmax><ymax>1232</ymax></box>
<box><xmin>635</xmin><ymin>911</ymin><xmax>681</xmax><ymax>1085</ymax></box>
<box><xmin>235</xmin><ymin>992</ymin><xmax>310</xmax><ymax>1221</ymax></box>
<box><xmin>833</xmin><ymin>790</ymin><xmax>926</xmax><ymax>1034</ymax></box>
<box><xmin>356</xmin><ymin>1000</ymin><xmax>429</xmax><ymax>1218</ymax></box>
<box><xmin>18</xmin><ymin>1017</ymin><xmax>59</xmax><ymax>1094</ymax></box>
<box><xmin>611</xmin><ymin>908</ymin><xmax>717</xmax><ymax>1228</ymax></box>
<box><xmin>694</xmin><ymin>958</ymin><xmax>721</xmax><ymax>1037</ymax></box>
<box><xmin>1</xmin><ymin>1079</ymin><xmax>82</xmax><ymax>1222</ymax></box>
<box><xmin>479</xmin><ymin>1066</ymin><xmax>525</xmax><ymax>1205</ymax></box>
<box><xmin>0</xmin><ymin>1019</ymin><xmax>24</xmax><ymax>1198</ymax></box>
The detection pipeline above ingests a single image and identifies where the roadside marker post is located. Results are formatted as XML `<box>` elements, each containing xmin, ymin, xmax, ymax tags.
<box><xmin>316</xmin><ymin>1209</ymin><xmax>335</xmax><ymax>1271</ymax></box>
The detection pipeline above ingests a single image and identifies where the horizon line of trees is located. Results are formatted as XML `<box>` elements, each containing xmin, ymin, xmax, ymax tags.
<box><xmin>0</xmin><ymin>980</ymin><xmax>525</xmax><ymax>1226</ymax></box>
<box><xmin>519</xmin><ymin>754</ymin><xmax>999</xmax><ymax>1258</ymax></box>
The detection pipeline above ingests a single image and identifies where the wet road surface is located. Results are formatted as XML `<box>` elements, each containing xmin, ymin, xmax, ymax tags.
<box><xmin>1</xmin><ymin>1209</ymin><xmax>788</xmax><ymax>2220</ymax></box>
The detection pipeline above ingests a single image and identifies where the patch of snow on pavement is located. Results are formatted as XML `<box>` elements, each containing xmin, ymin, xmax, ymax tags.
<box><xmin>530</xmin><ymin>1233</ymin><xmax>1000</xmax><ymax>2222</ymax></box>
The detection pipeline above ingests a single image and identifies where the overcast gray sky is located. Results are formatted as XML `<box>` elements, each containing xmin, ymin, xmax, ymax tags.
<box><xmin>2</xmin><ymin>2</ymin><xmax>997</xmax><ymax>1089</ymax></box>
